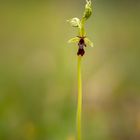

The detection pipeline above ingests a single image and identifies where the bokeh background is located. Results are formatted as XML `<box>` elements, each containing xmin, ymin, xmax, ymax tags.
<box><xmin>0</xmin><ymin>0</ymin><xmax>140</xmax><ymax>140</ymax></box>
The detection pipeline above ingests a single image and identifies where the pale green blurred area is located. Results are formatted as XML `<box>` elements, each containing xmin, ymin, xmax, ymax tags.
<box><xmin>0</xmin><ymin>0</ymin><xmax>140</xmax><ymax>140</ymax></box>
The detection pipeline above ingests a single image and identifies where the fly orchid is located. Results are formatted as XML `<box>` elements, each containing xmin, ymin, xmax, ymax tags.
<box><xmin>67</xmin><ymin>1</ymin><xmax>93</xmax><ymax>140</ymax></box>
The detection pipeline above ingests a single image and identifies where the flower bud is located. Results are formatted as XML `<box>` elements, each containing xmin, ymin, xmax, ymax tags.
<box><xmin>83</xmin><ymin>0</ymin><xmax>92</xmax><ymax>20</ymax></box>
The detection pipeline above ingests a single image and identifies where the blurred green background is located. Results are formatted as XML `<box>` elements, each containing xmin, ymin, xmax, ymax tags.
<box><xmin>0</xmin><ymin>0</ymin><xmax>140</xmax><ymax>140</ymax></box>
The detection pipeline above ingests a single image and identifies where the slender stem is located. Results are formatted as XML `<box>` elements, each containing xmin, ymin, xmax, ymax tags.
<box><xmin>79</xmin><ymin>19</ymin><xmax>85</xmax><ymax>37</ymax></box>
<box><xmin>76</xmin><ymin>56</ymin><xmax>82</xmax><ymax>140</ymax></box>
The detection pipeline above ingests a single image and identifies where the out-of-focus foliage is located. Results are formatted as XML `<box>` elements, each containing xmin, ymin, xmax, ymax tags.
<box><xmin>0</xmin><ymin>0</ymin><xmax>140</xmax><ymax>140</ymax></box>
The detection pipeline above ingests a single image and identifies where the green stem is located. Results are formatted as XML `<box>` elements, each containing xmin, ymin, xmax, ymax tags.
<box><xmin>79</xmin><ymin>18</ymin><xmax>85</xmax><ymax>37</ymax></box>
<box><xmin>76</xmin><ymin>56</ymin><xmax>82</xmax><ymax>140</ymax></box>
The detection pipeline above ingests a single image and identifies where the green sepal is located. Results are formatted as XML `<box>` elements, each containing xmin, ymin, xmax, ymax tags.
<box><xmin>68</xmin><ymin>37</ymin><xmax>79</xmax><ymax>44</ymax></box>
<box><xmin>85</xmin><ymin>37</ymin><xmax>94</xmax><ymax>47</ymax></box>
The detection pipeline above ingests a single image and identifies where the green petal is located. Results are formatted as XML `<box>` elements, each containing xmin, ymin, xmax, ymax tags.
<box><xmin>85</xmin><ymin>38</ymin><xmax>94</xmax><ymax>47</ymax></box>
<box><xmin>68</xmin><ymin>37</ymin><xmax>79</xmax><ymax>44</ymax></box>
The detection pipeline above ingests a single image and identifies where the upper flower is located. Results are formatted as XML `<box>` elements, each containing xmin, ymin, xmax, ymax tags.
<box><xmin>67</xmin><ymin>0</ymin><xmax>93</xmax><ymax>56</ymax></box>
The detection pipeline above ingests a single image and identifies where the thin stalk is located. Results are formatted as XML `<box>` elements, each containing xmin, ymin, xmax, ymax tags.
<box><xmin>79</xmin><ymin>19</ymin><xmax>85</xmax><ymax>37</ymax></box>
<box><xmin>76</xmin><ymin>56</ymin><xmax>82</xmax><ymax>140</ymax></box>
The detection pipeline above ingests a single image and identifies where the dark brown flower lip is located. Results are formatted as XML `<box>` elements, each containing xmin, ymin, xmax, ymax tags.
<box><xmin>77</xmin><ymin>36</ymin><xmax>86</xmax><ymax>56</ymax></box>
<box><xmin>77</xmin><ymin>48</ymin><xmax>85</xmax><ymax>56</ymax></box>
